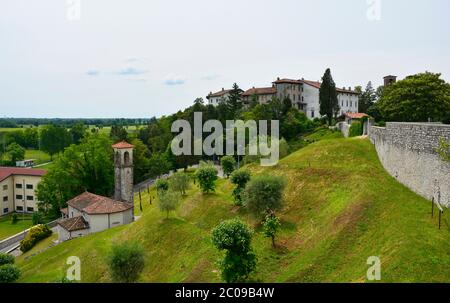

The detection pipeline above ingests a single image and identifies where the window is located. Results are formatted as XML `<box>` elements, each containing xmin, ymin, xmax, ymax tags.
<box><xmin>27</xmin><ymin>207</ymin><xmax>34</xmax><ymax>212</ymax></box>
<box><xmin>26</xmin><ymin>184</ymin><xmax>33</xmax><ymax>190</ymax></box>
<box><xmin>311</xmin><ymin>110</ymin><xmax>315</xmax><ymax>118</ymax></box>
<box><xmin>3</xmin><ymin>196</ymin><xmax>7</xmax><ymax>202</ymax></box>
<box><xmin>26</xmin><ymin>195</ymin><xmax>34</xmax><ymax>201</ymax></box>
<box><xmin>16</xmin><ymin>206</ymin><xmax>23</xmax><ymax>211</ymax></box>
<box><xmin>16</xmin><ymin>195</ymin><xmax>23</xmax><ymax>200</ymax></box>
<box><xmin>302</xmin><ymin>96</ymin><xmax>304</xmax><ymax>102</ymax></box>
<box><xmin>350</xmin><ymin>101</ymin><xmax>353</xmax><ymax>107</ymax></box>
<box><xmin>2</xmin><ymin>185</ymin><xmax>7</xmax><ymax>191</ymax></box>
<box><xmin>15</xmin><ymin>184</ymin><xmax>22</xmax><ymax>189</ymax></box>
<box><xmin>3</xmin><ymin>208</ymin><xmax>8</xmax><ymax>213</ymax></box>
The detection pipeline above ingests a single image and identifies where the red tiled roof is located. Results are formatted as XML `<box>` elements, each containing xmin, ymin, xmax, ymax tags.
<box><xmin>345</xmin><ymin>112</ymin><xmax>369</xmax><ymax>119</ymax></box>
<box><xmin>301</xmin><ymin>79</ymin><xmax>359</xmax><ymax>95</ymax></box>
<box><xmin>272</xmin><ymin>78</ymin><xmax>303</xmax><ymax>84</ymax></box>
<box><xmin>207</xmin><ymin>89</ymin><xmax>232</xmax><ymax>99</ymax></box>
<box><xmin>112</xmin><ymin>141</ymin><xmax>134</xmax><ymax>149</ymax></box>
<box><xmin>57</xmin><ymin>216</ymin><xmax>89</xmax><ymax>232</ymax></box>
<box><xmin>242</xmin><ymin>87</ymin><xmax>277</xmax><ymax>96</ymax></box>
<box><xmin>0</xmin><ymin>167</ymin><xmax>46</xmax><ymax>182</ymax></box>
<box><xmin>67</xmin><ymin>191</ymin><xmax>133</xmax><ymax>215</ymax></box>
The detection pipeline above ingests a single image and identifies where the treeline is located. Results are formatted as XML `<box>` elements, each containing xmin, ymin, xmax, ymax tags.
<box><xmin>0</xmin><ymin>118</ymin><xmax>150</xmax><ymax>128</ymax></box>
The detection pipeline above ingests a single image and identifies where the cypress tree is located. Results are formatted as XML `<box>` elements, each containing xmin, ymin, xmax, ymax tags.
<box><xmin>319</xmin><ymin>68</ymin><xmax>339</xmax><ymax>125</ymax></box>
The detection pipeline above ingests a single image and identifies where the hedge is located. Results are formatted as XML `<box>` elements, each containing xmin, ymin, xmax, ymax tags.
<box><xmin>20</xmin><ymin>224</ymin><xmax>52</xmax><ymax>253</ymax></box>
<box><xmin>349</xmin><ymin>121</ymin><xmax>363</xmax><ymax>137</ymax></box>
<box><xmin>0</xmin><ymin>264</ymin><xmax>21</xmax><ymax>283</ymax></box>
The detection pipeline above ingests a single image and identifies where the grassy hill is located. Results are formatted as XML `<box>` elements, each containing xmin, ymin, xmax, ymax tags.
<box><xmin>16</xmin><ymin>137</ymin><xmax>450</xmax><ymax>282</ymax></box>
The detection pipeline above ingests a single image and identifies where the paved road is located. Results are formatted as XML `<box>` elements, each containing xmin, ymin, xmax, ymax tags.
<box><xmin>0</xmin><ymin>226</ymin><xmax>58</xmax><ymax>255</ymax></box>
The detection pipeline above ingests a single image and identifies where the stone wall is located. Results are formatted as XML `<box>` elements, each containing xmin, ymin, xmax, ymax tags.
<box><xmin>369</xmin><ymin>122</ymin><xmax>450</xmax><ymax>207</ymax></box>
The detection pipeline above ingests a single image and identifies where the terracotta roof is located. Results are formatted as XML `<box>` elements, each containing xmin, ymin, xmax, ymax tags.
<box><xmin>67</xmin><ymin>191</ymin><xmax>133</xmax><ymax>215</ymax></box>
<box><xmin>300</xmin><ymin>79</ymin><xmax>359</xmax><ymax>95</ymax></box>
<box><xmin>272</xmin><ymin>78</ymin><xmax>303</xmax><ymax>84</ymax></box>
<box><xmin>345</xmin><ymin>112</ymin><xmax>369</xmax><ymax>119</ymax></box>
<box><xmin>61</xmin><ymin>208</ymin><xmax>68</xmax><ymax>215</ymax></box>
<box><xmin>0</xmin><ymin>167</ymin><xmax>46</xmax><ymax>182</ymax></box>
<box><xmin>112</xmin><ymin>141</ymin><xmax>134</xmax><ymax>149</ymax></box>
<box><xmin>242</xmin><ymin>87</ymin><xmax>277</xmax><ymax>96</ymax></box>
<box><xmin>207</xmin><ymin>89</ymin><xmax>232</xmax><ymax>99</ymax></box>
<box><xmin>57</xmin><ymin>216</ymin><xmax>89</xmax><ymax>232</ymax></box>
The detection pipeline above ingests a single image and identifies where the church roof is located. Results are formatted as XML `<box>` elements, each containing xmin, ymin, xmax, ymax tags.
<box><xmin>66</xmin><ymin>191</ymin><xmax>133</xmax><ymax>215</ymax></box>
<box><xmin>112</xmin><ymin>141</ymin><xmax>134</xmax><ymax>149</ymax></box>
<box><xmin>57</xmin><ymin>216</ymin><xmax>89</xmax><ymax>232</ymax></box>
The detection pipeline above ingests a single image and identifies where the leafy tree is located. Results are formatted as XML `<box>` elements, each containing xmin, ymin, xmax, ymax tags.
<box><xmin>157</xmin><ymin>190</ymin><xmax>181</xmax><ymax>218</ymax></box>
<box><xmin>211</xmin><ymin>219</ymin><xmax>257</xmax><ymax>283</ymax></box>
<box><xmin>70</xmin><ymin>122</ymin><xmax>87</xmax><ymax>144</ymax></box>
<box><xmin>130</xmin><ymin>138</ymin><xmax>151</xmax><ymax>184</ymax></box>
<box><xmin>263</xmin><ymin>213</ymin><xmax>281</xmax><ymax>248</ymax></box>
<box><xmin>0</xmin><ymin>253</ymin><xmax>15</xmax><ymax>266</ymax></box>
<box><xmin>110</xmin><ymin>124</ymin><xmax>128</xmax><ymax>142</ymax></box>
<box><xmin>195</xmin><ymin>163</ymin><xmax>218</xmax><ymax>194</ymax></box>
<box><xmin>436</xmin><ymin>138</ymin><xmax>450</xmax><ymax>162</ymax></box>
<box><xmin>6</xmin><ymin>143</ymin><xmax>25</xmax><ymax>164</ymax></box>
<box><xmin>32</xmin><ymin>212</ymin><xmax>44</xmax><ymax>225</ymax></box>
<box><xmin>148</xmin><ymin>152</ymin><xmax>171</xmax><ymax>179</ymax></box>
<box><xmin>107</xmin><ymin>241</ymin><xmax>145</xmax><ymax>283</ymax></box>
<box><xmin>319</xmin><ymin>68</ymin><xmax>339</xmax><ymax>125</ymax></box>
<box><xmin>169</xmin><ymin>172</ymin><xmax>190</xmax><ymax>196</ymax></box>
<box><xmin>156</xmin><ymin>179</ymin><xmax>169</xmax><ymax>193</ymax></box>
<box><xmin>230</xmin><ymin>169</ymin><xmax>251</xmax><ymax>206</ymax></box>
<box><xmin>0</xmin><ymin>264</ymin><xmax>21</xmax><ymax>283</ymax></box>
<box><xmin>221</xmin><ymin>155</ymin><xmax>236</xmax><ymax>178</ymax></box>
<box><xmin>377</xmin><ymin>72</ymin><xmax>450</xmax><ymax>122</ymax></box>
<box><xmin>349</xmin><ymin>121</ymin><xmax>363</xmax><ymax>137</ymax></box>
<box><xmin>36</xmin><ymin>135</ymin><xmax>114</xmax><ymax>218</ymax></box>
<box><xmin>281</xmin><ymin>109</ymin><xmax>314</xmax><ymax>140</ymax></box>
<box><xmin>40</xmin><ymin>125</ymin><xmax>71</xmax><ymax>160</ymax></box>
<box><xmin>243</xmin><ymin>175</ymin><xmax>286</xmax><ymax>218</ymax></box>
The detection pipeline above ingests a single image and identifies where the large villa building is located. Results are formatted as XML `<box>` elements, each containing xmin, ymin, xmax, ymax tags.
<box><xmin>0</xmin><ymin>167</ymin><xmax>46</xmax><ymax>216</ymax></box>
<box><xmin>57</xmin><ymin>141</ymin><xmax>135</xmax><ymax>242</ymax></box>
<box><xmin>208</xmin><ymin>76</ymin><xmax>359</xmax><ymax>120</ymax></box>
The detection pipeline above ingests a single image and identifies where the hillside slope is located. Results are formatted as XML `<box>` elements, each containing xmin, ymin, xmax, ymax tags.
<box><xmin>17</xmin><ymin>138</ymin><xmax>450</xmax><ymax>282</ymax></box>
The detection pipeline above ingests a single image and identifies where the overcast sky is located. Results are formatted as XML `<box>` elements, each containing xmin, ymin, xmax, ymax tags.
<box><xmin>1</xmin><ymin>0</ymin><xmax>449</xmax><ymax>118</ymax></box>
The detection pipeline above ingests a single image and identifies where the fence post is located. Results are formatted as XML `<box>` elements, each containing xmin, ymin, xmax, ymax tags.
<box><xmin>439</xmin><ymin>210</ymin><xmax>442</xmax><ymax>230</ymax></box>
<box><xmin>432</xmin><ymin>197</ymin><xmax>434</xmax><ymax>218</ymax></box>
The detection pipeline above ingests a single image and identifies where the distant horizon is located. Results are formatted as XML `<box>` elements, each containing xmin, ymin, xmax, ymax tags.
<box><xmin>1</xmin><ymin>0</ymin><xmax>449</xmax><ymax>118</ymax></box>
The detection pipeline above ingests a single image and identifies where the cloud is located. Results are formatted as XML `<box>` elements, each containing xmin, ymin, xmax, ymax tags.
<box><xmin>116</xmin><ymin>67</ymin><xmax>149</xmax><ymax>76</ymax></box>
<box><xmin>86</xmin><ymin>70</ymin><xmax>100</xmax><ymax>76</ymax></box>
<box><xmin>164</xmin><ymin>74</ymin><xmax>186</xmax><ymax>86</ymax></box>
<box><xmin>201</xmin><ymin>74</ymin><xmax>220</xmax><ymax>81</ymax></box>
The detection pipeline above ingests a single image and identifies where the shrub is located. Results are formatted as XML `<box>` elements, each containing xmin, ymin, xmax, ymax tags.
<box><xmin>211</xmin><ymin>219</ymin><xmax>257</xmax><ymax>283</ymax></box>
<box><xmin>156</xmin><ymin>179</ymin><xmax>169</xmax><ymax>193</ymax></box>
<box><xmin>107</xmin><ymin>241</ymin><xmax>145</xmax><ymax>283</ymax></box>
<box><xmin>169</xmin><ymin>172</ymin><xmax>190</xmax><ymax>195</ymax></box>
<box><xmin>243</xmin><ymin>175</ymin><xmax>286</xmax><ymax>218</ymax></box>
<box><xmin>20</xmin><ymin>224</ymin><xmax>52</xmax><ymax>253</ymax></box>
<box><xmin>263</xmin><ymin>213</ymin><xmax>281</xmax><ymax>248</ymax></box>
<box><xmin>221</xmin><ymin>156</ymin><xmax>236</xmax><ymax>178</ymax></box>
<box><xmin>195</xmin><ymin>164</ymin><xmax>218</xmax><ymax>194</ymax></box>
<box><xmin>157</xmin><ymin>190</ymin><xmax>181</xmax><ymax>218</ymax></box>
<box><xmin>0</xmin><ymin>264</ymin><xmax>21</xmax><ymax>283</ymax></box>
<box><xmin>11</xmin><ymin>213</ymin><xmax>18</xmax><ymax>224</ymax></box>
<box><xmin>0</xmin><ymin>253</ymin><xmax>15</xmax><ymax>266</ymax></box>
<box><xmin>349</xmin><ymin>121</ymin><xmax>363</xmax><ymax>137</ymax></box>
<box><xmin>230</xmin><ymin>170</ymin><xmax>251</xmax><ymax>206</ymax></box>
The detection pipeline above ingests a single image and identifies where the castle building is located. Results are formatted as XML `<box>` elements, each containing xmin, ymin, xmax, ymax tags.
<box><xmin>206</xmin><ymin>88</ymin><xmax>232</xmax><ymax>106</ymax></box>
<box><xmin>57</xmin><ymin>141</ymin><xmax>135</xmax><ymax>242</ymax></box>
<box><xmin>0</xmin><ymin>167</ymin><xmax>46</xmax><ymax>216</ymax></box>
<box><xmin>384</xmin><ymin>75</ymin><xmax>397</xmax><ymax>87</ymax></box>
<box><xmin>222</xmin><ymin>77</ymin><xmax>359</xmax><ymax>120</ymax></box>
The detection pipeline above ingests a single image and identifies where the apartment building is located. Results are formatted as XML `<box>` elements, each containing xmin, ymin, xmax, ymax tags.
<box><xmin>0</xmin><ymin>167</ymin><xmax>46</xmax><ymax>216</ymax></box>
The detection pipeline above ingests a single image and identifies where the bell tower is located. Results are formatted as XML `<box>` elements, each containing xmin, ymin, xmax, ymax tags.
<box><xmin>112</xmin><ymin>141</ymin><xmax>134</xmax><ymax>204</ymax></box>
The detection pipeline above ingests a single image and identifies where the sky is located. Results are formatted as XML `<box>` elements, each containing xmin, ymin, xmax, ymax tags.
<box><xmin>1</xmin><ymin>0</ymin><xmax>449</xmax><ymax>118</ymax></box>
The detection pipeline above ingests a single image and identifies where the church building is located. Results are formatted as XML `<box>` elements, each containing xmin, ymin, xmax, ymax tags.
<box><xmin>57</xmin><ymin>141</ymin><xmax>135</xmax><ymax>242</ymax></box>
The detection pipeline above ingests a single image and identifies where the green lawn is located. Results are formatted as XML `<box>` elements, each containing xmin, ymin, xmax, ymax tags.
<box><xmin>16</xmin><ymin>137</ymin><xmax>450</xmax><ymax>282</ymax></box>
<box><xmin>0</xmin><ymin>214</ymin><xmax>33</xmax><ymax>241</ymax></box>
<box><xmin>24</xmin><ymin>149</ymin><xmax>51</xmax><ymax>165</ymax></box>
